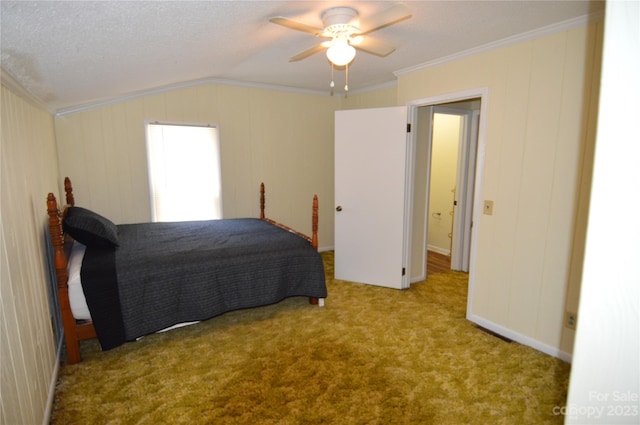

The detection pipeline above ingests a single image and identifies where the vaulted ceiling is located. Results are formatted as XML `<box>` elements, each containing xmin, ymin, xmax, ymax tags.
<box><xmin>1</xmin><ymin>1</ymin><xmax>603</xmax><ymax>113</ymax></box>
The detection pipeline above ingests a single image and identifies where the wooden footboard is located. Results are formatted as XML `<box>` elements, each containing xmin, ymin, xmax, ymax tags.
<box><xmin>259</xmin><ymin>182</ymin><xmax>319</xmax><ymax>250</ymax></box>
<box><xmin>259</xmin><ymin>183</ymin><xmax>321</xmax><ymax>305</ymax></box>
<box><xmin>48</xmin><ymin>177</ymin><xmax>321</xmax><ymax>363</ymax></box>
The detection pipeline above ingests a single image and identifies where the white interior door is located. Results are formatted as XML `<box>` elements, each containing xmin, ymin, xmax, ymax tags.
<box><xmin>334</xmin><ymin>107</ymin><xmax>410</xmax><ymax>289</ymax></box>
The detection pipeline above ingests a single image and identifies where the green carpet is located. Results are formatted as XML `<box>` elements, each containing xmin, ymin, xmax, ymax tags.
<box><xmin>51</xmin><ymin>251</ymin><xmax>570</xmax><ymax>424</ymax></box>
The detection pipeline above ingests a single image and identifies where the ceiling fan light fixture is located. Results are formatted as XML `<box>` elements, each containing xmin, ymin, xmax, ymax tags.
<box><xmin>270</xmin><ymin>4</ymin><xmax>412</xmax><ymax>95</ymax></box>
<box><xmin>326</xmin><ymin>40</ymin><xmax>356</xmax><ymax>66</ymax></box>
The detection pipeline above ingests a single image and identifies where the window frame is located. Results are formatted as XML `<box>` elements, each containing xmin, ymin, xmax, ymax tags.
<box><xmin>144</xmin><ymin>120</ymin><xmax>223</xmax><ymax>222</ymax></box>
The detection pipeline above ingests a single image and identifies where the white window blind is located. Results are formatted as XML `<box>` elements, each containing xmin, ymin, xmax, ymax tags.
<box><xmin>146</xmin><ymin>123</ymin><xmax>222</xmax><ymax>222</ymax></box>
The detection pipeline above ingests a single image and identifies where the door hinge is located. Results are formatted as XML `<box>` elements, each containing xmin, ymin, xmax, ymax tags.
<box><xmin>406</xmin><ymin>123</ymin><xmax>412</xmax><ymax>133</ymax></box>
<box><xmin>402</xmin><ymin>267</ymin><xmax>406</xmax><ymax>276</ymax></box>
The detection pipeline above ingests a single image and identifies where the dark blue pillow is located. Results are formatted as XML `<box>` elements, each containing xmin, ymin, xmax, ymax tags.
<box><xmin>63</xmin><ymin>206</ymin><xmax>119</xmax><ymax>248</ymax></box>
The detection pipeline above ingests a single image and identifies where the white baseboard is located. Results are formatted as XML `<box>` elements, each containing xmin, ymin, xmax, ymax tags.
<box><xmin>43</xmin><ymin>336</ymin><xmax>63</xmax><ymax>425</ymax></box>
<box><xmin>427</xmin><ymin>244</ymin><xmax>450</xmax><ymax>256</ymax></box>
<box><xmin>468</xmin><ymin>314</ymin><xmax>573</xmax><ymax>363</ymax></box>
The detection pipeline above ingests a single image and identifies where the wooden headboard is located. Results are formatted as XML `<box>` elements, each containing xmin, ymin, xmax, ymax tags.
<box><xmin>47</xmin><ymin>178</ymin><xmax>96</xmax><ymax>364</ymax></box>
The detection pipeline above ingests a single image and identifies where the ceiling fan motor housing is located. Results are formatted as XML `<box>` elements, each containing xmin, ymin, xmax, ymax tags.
<box><xmin>321</xmin><ymin>7</ymin><xmax>359</xmax><ymax>36</ymax></box>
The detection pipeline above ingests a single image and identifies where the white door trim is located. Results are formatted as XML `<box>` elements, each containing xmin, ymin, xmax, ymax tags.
<box><xmin>406</xmin><ymin>87</ymin><xmax>489</xmax><ymax>319</ymax></box>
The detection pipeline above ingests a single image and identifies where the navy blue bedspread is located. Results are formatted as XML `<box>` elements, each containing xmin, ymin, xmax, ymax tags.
<box><xmin>81</xmin><ymin>218</ymin><xmax>327</xmax><ymax>350</ymax></box>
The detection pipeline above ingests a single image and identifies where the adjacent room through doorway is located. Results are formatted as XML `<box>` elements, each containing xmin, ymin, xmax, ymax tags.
<box><xmin>410</xmin><ymin>96</ymin><xmax>482</xmax><ymax>281</ymax></box>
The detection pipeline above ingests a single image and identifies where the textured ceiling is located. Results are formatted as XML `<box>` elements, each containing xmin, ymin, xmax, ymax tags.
<box><xmin>1</xmin><ymin>1</ymin><xmax>604</xmax><ymax>113</ymax></box>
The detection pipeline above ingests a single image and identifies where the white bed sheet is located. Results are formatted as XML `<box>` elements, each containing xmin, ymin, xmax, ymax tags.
<box><xmin>68</xmin><ymin>241</ymin><xmax>91</xmax><ymax>320</ymax></box>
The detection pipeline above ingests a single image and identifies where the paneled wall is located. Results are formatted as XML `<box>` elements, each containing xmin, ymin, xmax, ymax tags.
<box><xmin>341</xmin><ymin>83</ymin><xmax>397</xmax><ymax>110</ymax></box>
<box><xmin>1</xmin><ymin>84</ymin><xmax>59</xmax><ymax>424</ymax></box>
<box><xmin>55</xmin><ymin>84</ymin><xmax>339</xmax><ymax>249</ymax></box>
<box><xmin>396</xmin><ymin>21</ymin><xmax>603</xmax><ymax>357</ymax></box>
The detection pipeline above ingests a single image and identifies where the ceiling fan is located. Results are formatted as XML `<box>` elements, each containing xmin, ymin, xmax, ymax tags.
<box><xmin>269</xmin><ymin>4</ymin><xmax>412</xmax><ymax>66</ymax></box>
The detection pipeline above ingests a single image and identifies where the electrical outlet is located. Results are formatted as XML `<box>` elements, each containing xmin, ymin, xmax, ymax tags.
<box><xmin>565</xmin><ymin>312</ymin><xmax>577</xmax><ymax>330</ymax></box>
<box><xmin>483</xmin><ymin>200</ymin><xmax>494</xmax><ymax>215</ymax></box>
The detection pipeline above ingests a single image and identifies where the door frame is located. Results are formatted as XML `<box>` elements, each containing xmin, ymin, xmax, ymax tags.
<box><xmin>406</xmin><ymin>88</ymin><xmax>488</xmax><ymax>304</ymax></box>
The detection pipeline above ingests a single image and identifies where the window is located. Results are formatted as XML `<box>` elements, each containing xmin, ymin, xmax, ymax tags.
<box><xmin>146</xmin><ymin>122</ymin><xmax>222</xmax><ymax>222</ymax></box>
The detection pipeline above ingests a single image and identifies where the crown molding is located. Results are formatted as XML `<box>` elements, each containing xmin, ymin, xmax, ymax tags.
<box><xmin>54</xmin><ymin>78</ymin><xmax>331</xmax><ymax>118</ymax></box>
<box><xmin>394</xmin><ymin>11</ymin><xmax>604</xmax><ymax>77</ymax></box>
<box><xmin>1</xmin><ymin>67</ymin><xmax>52</xmax><ymax>113</ymax></box>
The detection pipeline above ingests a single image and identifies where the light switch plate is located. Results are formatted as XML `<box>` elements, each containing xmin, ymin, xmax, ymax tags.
<box><xmin>483</xmin><ymin>200</ymin><xmax>494</xmax><ymax>215</ymax></box>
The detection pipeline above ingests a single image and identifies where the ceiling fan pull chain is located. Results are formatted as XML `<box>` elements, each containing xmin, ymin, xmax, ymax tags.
<box><xmin>330</xmin><ymin>63</ymin><xmax>335</xmax><ymax>96</ymax></box>
<box><xmin>344</xmin><ymin>63</ymin><xmax>349</xmax><ymax>96</ymax></box>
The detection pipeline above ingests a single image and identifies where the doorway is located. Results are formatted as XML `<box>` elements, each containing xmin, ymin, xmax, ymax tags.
<box><xmin>408</xmin><ymin>90</ymin><xmax>486</xmax><ymax>283</ymax></box>
<box><xmin>430</xmin><ymin>102</ymin><xmax>480</xmax><ymax>272</ymax></box>
<box><xmin>427</xmin><ymin>110</ymin><xmax>463</xmax><ymax>258</ymax></box>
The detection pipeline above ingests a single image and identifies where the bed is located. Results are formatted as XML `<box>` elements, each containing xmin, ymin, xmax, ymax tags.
<box><xmin>47</xmin><ymin>177</ymin><xmax>326</xmax><ymax>364</ymax></box>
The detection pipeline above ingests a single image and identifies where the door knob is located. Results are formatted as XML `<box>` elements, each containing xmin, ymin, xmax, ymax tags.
<box><xmin>336</xmin><ymin>205</ymin><xmax>343</xmax><ymax>212</ymax></box>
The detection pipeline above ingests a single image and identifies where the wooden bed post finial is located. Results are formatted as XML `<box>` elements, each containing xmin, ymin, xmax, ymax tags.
<box><xmin>47</xmin><ymin>193</ymin><xmax>66</xmax><ymax>276</ymax></box>
<box><xmin>64</xmin><ymin>177</ymin><xmax>75</xmax><ymax>206</ymax></box>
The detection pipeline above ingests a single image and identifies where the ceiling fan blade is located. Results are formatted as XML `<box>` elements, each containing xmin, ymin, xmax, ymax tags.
<box><xmin>353</xmin><ymin>37</ymin><xmax>396</xmax><ymax>57</ymax></box>
<box><xmin>269</xmin><ymin>16</ymin><xmax>323</xmax><ymax>35</ymax></box>
<box><xmin>357</xmin><ymin>4</ymin><xmax>412</xmax><ymax>35</ymax></box>
<box><xmin>289</xmin><ymin>44</ymin><xmax>326</xmax><ymax>62</ymax></box>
